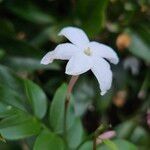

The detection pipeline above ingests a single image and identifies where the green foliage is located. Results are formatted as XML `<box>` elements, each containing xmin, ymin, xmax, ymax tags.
<box><xmin>24</xmin><ymin>79</ymin><xmax>47</xmax><ymax>119</ymax></box>
<box><xmin>49</xmin><ymin>83</ymin><xmax>75</xmax><ymax>134</ymax></box>
<box><xmin>34</xmin><ymin>129</ymin><xmax>65</xmax><ymax>150</ymax></box>
<box><xmin>0</xmin><ymin>0</ymin><xmax>149</xmax><ymax>149</ymax></box>
<box><xmin>100</xmin><ymin>139</ymin><xmax>137</xmax><ymax>150</ymax></box>
<box><xmin>0</xmin><ymin>102</ymin><xmax>41</xmax><ymax>140</ymax></box>
<box><xmin>128</xmin><ymin>30</ymin><xmax>150</xmax><ymax>62</ymax></box>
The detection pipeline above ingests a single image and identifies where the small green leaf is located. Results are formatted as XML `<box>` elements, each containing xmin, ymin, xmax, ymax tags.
<box><xmin>99</xmin><ymin>139</ymin><xmax>137</xmax><ymax>150</ymax></box>
<box><xmin>0</xmin><ymin>108</ymin><xmax>41</xmax><ymax>140</ymax></box>
<box><xmin>112</xmin><ymin>139</ymin><xmax>137</xmax><ymax>150</ymax></box>
<box><xmin>49</xmin><ymin>83</ymin><xmax>75</xmax><ymax>134</ymax></box>
<box><xmin>67</xmin><ymin>118</ymin><xmax>84</xmax><ymax>149</ymax></box>
<box><xmin>24</xmin><ymin>79</ymin><xmax>47</xmax><ymax>119</ymax></box>
<box><xmin>103</xmin><ymin>139</ymin><xmax>118</xmax><ymax>150</ymax></box>
<box><xmin>33</xmin><ymin>129</ymin><xmax>65</xmax><ymax>150</ymax></box>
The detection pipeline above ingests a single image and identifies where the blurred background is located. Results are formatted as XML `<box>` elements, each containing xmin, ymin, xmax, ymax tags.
<box><xmin>0</xmin><ymin>0</ymin><xmax>150</xmax><ymax>149</ymax></box>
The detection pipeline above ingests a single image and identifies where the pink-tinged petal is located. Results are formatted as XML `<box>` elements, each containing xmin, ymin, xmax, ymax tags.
<box><xmin>89</xmin><ymin>41</ymin><xmax>119</xmax><ymax>64</ymax></box>
<box><xmin>41</xmin><ymin>43</ymin><xmax>79</xmax><ymax>65</ymax></box>
<box><xmin>65</xmin><ymin>52</ymin><xmax>92</xmax><ymax>75</ymax></box>
<box><xmin>59</xmin><ymin>27</ymin><xmax>89</xmax><ymax>49</ymax></box>
<box><xmin>91</xmin><ymin>58</ymin><xmax>112</xmax><ymax>95</ymax></box>
<box><xmin>96</xmin><ymin>130</ymin><xmax>116</xmax><ymax>144</ymax></box>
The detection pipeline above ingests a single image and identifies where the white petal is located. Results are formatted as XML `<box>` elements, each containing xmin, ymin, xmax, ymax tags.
<box><xmin>58</xmin><ymin>27</ymin><xmax>89</xmax><ymax>49</ymax></box>
<box><xmin>91</xmin><ymin>58</ymin><xmax>112</xmax><ymax>95</ymax></box>
<box><xmin>65</xmin><ymin>52</ymin><xmax>92</xmax><ymax>75</ymax></box>
<box><xmin>41</xmin><ymin>43</ymin><xmax>79</xmax><ymax>65</ymax></box>
<box><xmin>89</xmin><ymin>41</ymin><xmax>119</xmax><ymax>64</ymax></box>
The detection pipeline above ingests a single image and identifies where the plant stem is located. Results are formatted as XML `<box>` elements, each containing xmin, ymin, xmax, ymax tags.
<box><xmin>64</xmin><ymin>75</ymin><xmax>79</xmax><ymax>140</ymax></box>
<box><xmin>93</xmin><ymin>135</ymin><xmax>97</xmax><ymax>150</ymax></box>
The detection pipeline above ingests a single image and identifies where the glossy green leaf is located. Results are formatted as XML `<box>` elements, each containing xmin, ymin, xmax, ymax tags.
<box><xmin>0</xmin><ymin>106</ymin><xmax>41</xmax><ymax>140</ymax></box>
<box><xmin>67</xmin><ymin>118</ymin><xmax>84</xmax><ymax>149</ymax></box>
<box><xmin>33</xmin><ymin>129</ymin><xmax>65</xmax><ymax>150</ymax></box>
<box><xmin>0</xmin><ymin>85</ymin><xmax>26</xmax><ymax>112</ymax></box>
<box><xmin>24</xmin><ymin>79</ymin><xmax>47</xmax><ymax>119</ymax></box>
<box><xmin>49</xmin><ymin>83</ymin><xmax>75</xmax><ymax>134</ymax></box>
<box><xmin>0</xmin><ymin>65</ymin><xmax>23</xmax><ymax>91</ymax></box>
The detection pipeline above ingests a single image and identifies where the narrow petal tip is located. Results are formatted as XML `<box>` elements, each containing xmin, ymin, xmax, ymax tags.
<box><xmin>100</xmin><ymin>91</ymin><xmax>107</xmax><ymax>96</ymax></box>
<box><xmin>40</xmin><ymin>59</ymin><xmax>52</xmax><ymax>65</ymax></box>
<box><xmin>40</xmin><ymin>51</ymin><xmax>54</xmax><ymax>65</ymax></box>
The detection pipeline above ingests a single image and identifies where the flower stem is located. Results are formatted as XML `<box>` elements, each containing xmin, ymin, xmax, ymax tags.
<box><xmin>93</xmin><ymin>135</ymin><xmax>97</xmax><ymax>150</ymax></box>
<box><xmin>64</xmin><ymin>75</ymin><xmax>79</xmax><ymax>140</ymax></box>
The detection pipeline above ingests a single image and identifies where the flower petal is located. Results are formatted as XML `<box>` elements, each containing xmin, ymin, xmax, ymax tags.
<box><xmin>89</xmin><ymin>41</ymin><xmax>119</xmax><ymax>64</ymax></box>
<box><xmin>41</xmin><ymin>43</ymin><xmax>79</xmax><ymax>65</ymax></box>
<box><xmin>91</xmin><ymin>58</ymin><xmax>112</xmax><ymax>95</ymax></box>
<box><xmin>65</xmin><ymin>53</ymin><xmax>92</xmax><ymax>75</ymax></box>
<box><xmin>58</xmin><ymin>27</ymin><xmax>89</xmax><ymax>49</ymax></box>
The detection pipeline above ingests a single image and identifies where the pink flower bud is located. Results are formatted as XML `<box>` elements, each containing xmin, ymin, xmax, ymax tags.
<box><xmin>96</xmin><ymin>130</ymin><xmax>116</xmax><ymax>145</ymax></box>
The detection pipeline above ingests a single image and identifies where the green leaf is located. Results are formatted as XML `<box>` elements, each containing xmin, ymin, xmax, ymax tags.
<box><xmin>0</xmin><ymin>85</ymin><xmax>26</xmax><ymax>112</ymax></box>
<box><xmin>7</xmin><ymin>2</ymin><xmax>54</xmax><ymax>24</ymax></box>
<box><xmin>130</xmin><ymin>126</ymin><xmax>150</xmax><ymax>146</ymax></box>
<box><xmin>0</xmin><ymin>105</ymin><xmax>41</xmax><ymax>140</ymax></box>
<box><xmin>24</xmin><ymin>79</ymin><xmax>47</xmax><ymax>119</ymax></box>
<box><xmin>103</xmin><ymin>139</ymin><xmax>118</xmax><ymax>150</ymax></box>
<box><xmin>33</xmin><ymin>129</ymin><xmax>65</xmax><ymax>150</ymax></box>
<box><xmin>115</xmin><ymin>120</ymin><xmax>136</xmax><ymax>138</ymax></box>
<box><xmin>76</xmin><ymin>0</ymin><xmax>109</xmax><ymax>37</ymax></box>
<box><xmin>0</xmin><ymin>37</ymin><xmax>42</xmax><ymax>58</ymax></box>
<box><xmin>78</xmin><ymin>141</ymin><xmax>93</xmax><ymax>150</ymax></box>
<box><xmin>3</xmin><ymin>57</ymin><xmax>60</xmax><ymax>72</ymax></box>
<box><xmin>0</xmin><ymin>102</ymin><xmax>18</xmax><ymax>118</ymax></box>
<box><xmin>0</xmin><ymin>20</ymin><xmax>15</xmax><ymax>37</ymax></box>
<box><xmin>49</xmin><ymin>83</ymin><xmax>75</xmax><ymax>134</ymax></box>
<box><xmin>112</xmin><ymin>139</ymin><xmax>137</xmax><ymax>150</ymax></box>
<box><xmin>0</xmin><ymin>65</ymin><xmax>23</xmax><ymax>91</ymax></box>
<box><xmin>31</xmin><ymin>26</ymin><xmax>61</xmax><ymax>48</ymax></box>
<box><xmin>128</xmin><ymin>30</ymin><xmax>150</xmax><ymax>62</ymax></box>
<box><xmin>67</xmin><ymin>118</ymin><xmax>84</xmax><ymax>149</ymax></box>
<box><xmin>100</xmin><ymin>139</ymin><xmax>137</xmax><ymax>150</ymax></box>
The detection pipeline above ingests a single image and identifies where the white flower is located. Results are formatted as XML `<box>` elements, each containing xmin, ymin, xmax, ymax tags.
<box><xmin>41</xmin><ymin>27</ymin><xmax>119</xmax><ymax>95</ymax></box>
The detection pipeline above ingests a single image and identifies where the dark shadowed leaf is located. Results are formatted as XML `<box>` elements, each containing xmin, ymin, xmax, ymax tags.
<box><xmin>24</xmin><ymin>79</ymin><xmax>47</xmax><ymax>119</ymax></box>
<box><xmin>76</xmin><ymin>0</ymin><xmax>108</xmax><ymax>37</ymax></box>
<box><xmin>128</xmin><ymin>30</ymin><xmax>150</xmax><ymax>62</ymax></box>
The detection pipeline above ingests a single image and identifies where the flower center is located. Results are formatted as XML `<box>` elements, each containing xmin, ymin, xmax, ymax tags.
<box><xmin>84</xmin><ymin>47</ymin><xmax>92</xmax><ymax>56</ymax></box>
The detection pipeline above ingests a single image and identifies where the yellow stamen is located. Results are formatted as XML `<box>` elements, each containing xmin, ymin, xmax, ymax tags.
<box><xmin>84</xmin><ymin>47</ymin><xmax>92</xmax><ymax>56</ymax></box>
